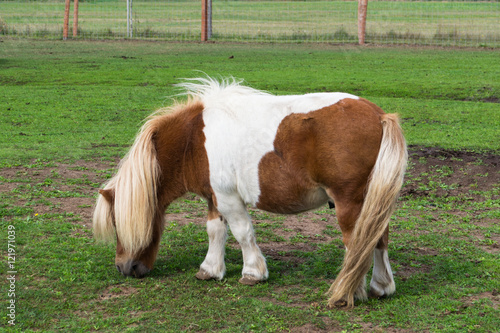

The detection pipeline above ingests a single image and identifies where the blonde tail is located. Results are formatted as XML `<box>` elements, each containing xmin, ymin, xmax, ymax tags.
<box><xmin>328</xmin><ymin>113</ymin><xmax>407</xmax><ymax>307</ymax></box>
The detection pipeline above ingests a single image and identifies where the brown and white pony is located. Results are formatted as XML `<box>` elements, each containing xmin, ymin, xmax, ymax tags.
<box><xmin>93</xmin><ymin>77</ymin><xmax>407</xmax><ymax>307</ymax></box>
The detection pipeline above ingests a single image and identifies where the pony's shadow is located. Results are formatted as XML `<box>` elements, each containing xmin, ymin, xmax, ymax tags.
<box><xmin>151</xmin><ymin>245</ymin><xmax>246</xmax><ymax>280</ymax></box>
<box><xmin>146</xmin><ymin>239</ymin><xmax>488</xmax><ymax>306</ymax></box>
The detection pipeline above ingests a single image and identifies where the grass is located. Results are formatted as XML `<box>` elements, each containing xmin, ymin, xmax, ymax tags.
<box><xmin>0</xmin><ymin>40</ymin><xmax>499</xmax><ymax>332</ymax></box>
<box><xmin>0</xmin><ymin>40</ymin><xmax>499</xmax><ymax>163</ymax></box>
<box><xmin>0</xmin><ymin>0</ymin><xmax>499</xmax><ymax>46</ymax></box>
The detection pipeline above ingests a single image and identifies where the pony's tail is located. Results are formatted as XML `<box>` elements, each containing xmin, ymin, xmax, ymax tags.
<box><xmin>328</xmin><ymin>113</ymin><xmax>407</xmax><ymax>307</ymax></box>
<box><xmin>93</xmin><ymin>122</ymin><xmax>161</xmax><ymax>255</ymax></box>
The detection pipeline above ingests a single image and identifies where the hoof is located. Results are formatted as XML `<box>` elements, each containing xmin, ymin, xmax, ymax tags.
<box><xmin>195</xmin><ymin>269</ymin><xmax>215</xmax><ymax>281</ymax></box>
<box><xmin>238</xmin><ymin>275</ymin><xmax>261</xmax><ymax>286</ymax></box>
<box><xmin>368</xmin><ymin>289</ymin><xmax>389</xmax><ymax>299</ymax></box>
<box><xmin>368</xmin><ymin>289</ymin><xmax>382</xmax><ymax>299</ymax></box>
<box><xmin>329</xmin><ymin>299</ymin><xmax>348</xmax><ymax>308</ymax></box>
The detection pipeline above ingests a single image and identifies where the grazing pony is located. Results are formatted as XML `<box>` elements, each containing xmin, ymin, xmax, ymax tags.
<box><xmin>93</xmin><ymin>77</ymin><xmax>407</xmax><ymax>307</ymax></box>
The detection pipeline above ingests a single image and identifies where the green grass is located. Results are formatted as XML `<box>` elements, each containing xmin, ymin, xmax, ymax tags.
<box><xmin>0</xmin><ymin>40</ymin><xmax>499</xmax><ymax>163</ymax></box>
<box><xmin>0</xmin><ymin>40</ymin><xmax>499</xmax><ymax>332</ymax></box>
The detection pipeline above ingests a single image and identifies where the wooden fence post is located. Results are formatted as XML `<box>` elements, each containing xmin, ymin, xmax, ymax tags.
<box><xmin>201</xmin><ymin>0</ymin><xmax>208</xmax><ymax>41</ymax></box>
<box><xmin>73</xmin><ymin>0</ymin><xmax>79</xmax><ymax>37</ymax></box>
<box><xmin>201</xmin><ymin>0</ymin><xmax>212</xmax><ymax>41</ymax></box>
<box><xmin>63</xmin><ymin>0</ymin><xmax>71</xmax><ymax>40</ymax></box>
<box><xmin>358</xmin><ymin>0</ymin><xmax>368</xmax><ymax>45</ymax></box>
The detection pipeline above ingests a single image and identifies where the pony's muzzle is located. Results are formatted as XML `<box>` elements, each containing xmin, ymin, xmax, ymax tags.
<box><xmin>116</xmin><ymin>260</ymin><xmax>150</xmax><ymax>278</ymax></box>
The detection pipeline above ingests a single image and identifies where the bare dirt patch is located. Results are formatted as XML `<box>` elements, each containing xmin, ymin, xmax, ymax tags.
<box><xmin>99</xmin><ymin>284</ymin><xmax>139</xmax><ymax>301</ymax></box>
<box><xmin>0</xmin><ymin>159</ymin><xmax>117</xmax><ymax>225</ymax></box>
<box><xmin>462</xmin><ymin>291</ymin><xmax>500</xmax><ymax>310</ymax></box>
<box><xmin>402</xmin><ymin>146</ymin><xmax>499</xmax><ymax>200</ymax></box>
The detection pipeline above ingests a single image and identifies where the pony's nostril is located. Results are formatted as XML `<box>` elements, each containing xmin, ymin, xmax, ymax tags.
<box><xmin>116</xmin><ymin>265</ymin><xmax>122</xmax><ymax>273</ymax></box>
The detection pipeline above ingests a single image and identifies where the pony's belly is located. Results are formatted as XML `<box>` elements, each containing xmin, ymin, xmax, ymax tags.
<box><xmin>256</xmin><ymin>186</ymin><xmax>329</xmax><ymax>215</ymax></box>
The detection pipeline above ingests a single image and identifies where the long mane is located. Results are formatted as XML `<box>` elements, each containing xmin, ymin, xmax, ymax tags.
<box><xmin>93</xmin><ymin>77</ymin><xmax>260</xmax><ymax>254</ymax></box>
<box><xmin>93</xmin><ymin>117</ymin><xmax>161</xmax><ymax>254</ymax></box>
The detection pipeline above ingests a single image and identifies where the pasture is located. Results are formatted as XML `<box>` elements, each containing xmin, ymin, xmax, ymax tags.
<box><xmin>0</xmin><ymin>40</ymin><xmax>499</xmax><ymax>332</ymax></box>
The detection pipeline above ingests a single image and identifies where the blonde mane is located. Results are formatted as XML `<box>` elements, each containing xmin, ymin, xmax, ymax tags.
<box><xmin>93</xmin><ymin>120</ymin><xmax>160</xmax><ymax>255</ymax></box>
<box><xmin>93</xmin><ymin>91</ymin><xmax>207</xmax><ymax>255</ymax></box>
<box><xmin>174</xmin><ymin>76</ymin><xmax>270</xmax><ymax>103</ymax></box>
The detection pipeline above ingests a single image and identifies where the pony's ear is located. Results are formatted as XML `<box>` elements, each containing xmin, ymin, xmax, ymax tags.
<box><xmin>99</xmin><ymin>188</ymin><xmax>115</xmax><ymax>204</ymax></box>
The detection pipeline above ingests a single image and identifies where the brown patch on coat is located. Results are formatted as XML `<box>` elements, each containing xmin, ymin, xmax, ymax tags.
<box><xmin>152</xmin><ymin>101</ymin><xmax>213</xmax><ymax>207</ymax></box>
<box><xmin>256</xmin><ymin>98</ymin><xmax>383</xmax><ymax>245</ymax></box>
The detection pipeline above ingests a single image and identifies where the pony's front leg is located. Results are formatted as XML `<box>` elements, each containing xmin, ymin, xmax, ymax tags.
<box><xmin>230</xmin><ymin>214</ymin><xmax>268</xmax><ymax>285</ymax></box>
<box><xmin>220</xmin><ymin>197</ymin><xmax>268</xmax><ymax>285</ymax></box>
<box><xmin>196</xmin><ymin>213</ymin><xmax>228</xmax><ymax>281</ymax></box>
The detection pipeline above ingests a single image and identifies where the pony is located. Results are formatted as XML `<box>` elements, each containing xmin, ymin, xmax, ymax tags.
<box><xmin>93</xmin><ymin>77</ymin><xmax>407</xmax><ymax>307</ymax></box>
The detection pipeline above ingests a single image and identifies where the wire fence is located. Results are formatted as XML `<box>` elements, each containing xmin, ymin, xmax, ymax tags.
<box><xmin>1</xmin><ymin>0</ymin><xmax>499</xmax><ymax>47</ymax></box>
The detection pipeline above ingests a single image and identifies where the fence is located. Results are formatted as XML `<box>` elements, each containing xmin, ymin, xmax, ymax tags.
<box><xmin>0</xmin><ymin>0</ymin><xmax>499</xmax><ymax>47</ymax></box>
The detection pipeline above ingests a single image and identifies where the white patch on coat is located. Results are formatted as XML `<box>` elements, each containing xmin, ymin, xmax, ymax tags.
<box><xmin>198</xmin><ymin>80</ymin><xmax>358</xmax><ymax>207</ymax></box>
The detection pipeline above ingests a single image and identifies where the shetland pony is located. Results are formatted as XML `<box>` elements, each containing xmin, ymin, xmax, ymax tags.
<box><xmin>93</xmin><ymin>77</ymin><xmax>407</xmax><ymax>307</ymax></box>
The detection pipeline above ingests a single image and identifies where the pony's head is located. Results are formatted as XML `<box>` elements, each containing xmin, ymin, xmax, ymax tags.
<box><xmin>93</xmin><ymin>120</ymin><xmax>164</xmax><ymax>278</ymax></box>
<box><xmin>92</xmin><ymin>85</ymin><xmax>207</xmax><ymax>278</ymax></box>
<box><xmin>94</xmin><ymin>187</ymin><xmax>164</xmax><ymax>278</ymax></box>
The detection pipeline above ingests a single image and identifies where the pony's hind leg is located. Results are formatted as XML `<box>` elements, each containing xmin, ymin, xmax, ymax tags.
<box><xmin>340</xmin><ymin>201</ymin><xmax>368</xmax><ymax>301</ymax></box>
<box><xmin>327</xmin><ymin>192</ymin><xmax>368</xmax><ymax>306</ymax></box>
<box><xmin>196</xmin><ymin>205</ymin><xmax>228</xmax><ymax>280</ymax></box>
<box><xmin>369</xmin><ymin>226</ymin><xmax>396</xmax><ymax>298</ymax></box>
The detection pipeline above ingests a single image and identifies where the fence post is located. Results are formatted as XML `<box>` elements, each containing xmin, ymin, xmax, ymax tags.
<box><xmin>202</xmin><ymin>0</ymin><xmax>207</xmax><ymax>41</ymax></box>
<box><xmin>73</xmin><ymin>0</ymin><xmax>79</xmax><ymax>37</ymax></box>
<box><xmin>358</xmin><ymin>0</ymin><xmax>368</xmax><ymax>45</ymax></box>
<box><xmin>63</xmin><ymin>0</ymin><xmax>70</xmax><ymax>40</ymax></box>
<box><xmin>207</xmin><ymin>0</ymin><xmax>212</xmax><ymax>39</ymax></box>
<box><xmin>127</xmin><ymin>0</ymin><xmax>133</xmax><ymax>38</ymax></box>
<box><xmin>202</xmin><ymin>0</ymin><xmax>212</xmax><ymax>41</ymax></box>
